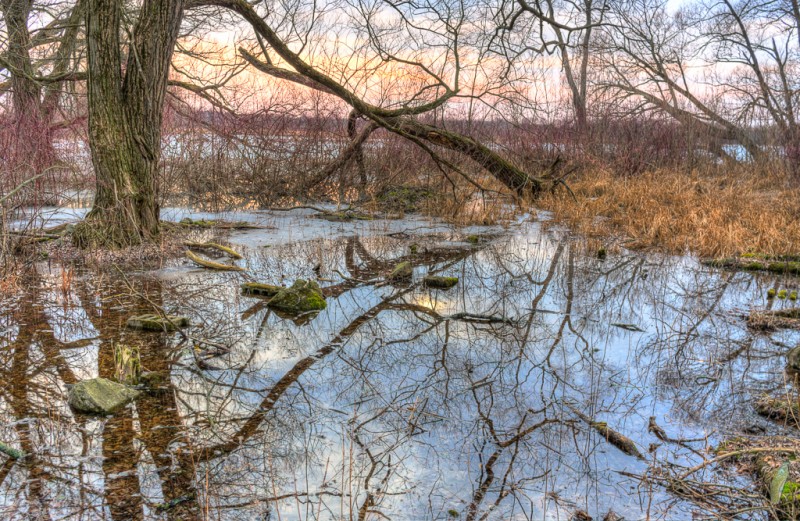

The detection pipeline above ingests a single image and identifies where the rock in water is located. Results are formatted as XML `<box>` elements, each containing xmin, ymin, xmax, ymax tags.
<box><xmin>68</xmin><ymin>378</ymin><xmax>140</xmax><ymax>414</ymax></box>
<box><xmin>267</xmin><ymin>279</ymin><xmax>326</xmax><ymax>314</ymax></box>
<box><xmin>388</xmin><ymin>261</ymin><xmax>412</xmax><ymax>281</ymax></box>
<box><xmin>788</xmin><ymin>345</ymin><xmax>800</xmax><ymax>374</ymax></box>
<box><xmin>126</xmin><ymin>314</ymin><xmax>189</xmax><ymax>332</ymax></box>
<box><xmin>423</xmin><ymin>276</ymin><xmax>459</xmax><ymax>289</ymax></box>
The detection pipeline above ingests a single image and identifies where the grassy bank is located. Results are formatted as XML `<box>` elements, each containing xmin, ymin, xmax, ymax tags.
<box><xmin>537</xmin><ymin>167</ymin><xmax>800</xmax><ymax>258</ymax></box>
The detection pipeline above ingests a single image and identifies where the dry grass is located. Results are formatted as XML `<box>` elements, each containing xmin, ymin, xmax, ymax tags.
<box><xmin>537</xmin><ymin>167</ymin><xmax>800</xmax><ymax>258</ymax></box>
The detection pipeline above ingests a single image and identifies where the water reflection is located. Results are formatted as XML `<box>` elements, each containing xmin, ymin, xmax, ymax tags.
<box><xmin>1</xmin><ymin>216</ymin><xmax>797</xmax><ymax>520</ymax></box>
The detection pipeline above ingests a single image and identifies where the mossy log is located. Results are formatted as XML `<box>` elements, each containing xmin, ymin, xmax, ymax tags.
<box><xmin>185</xmin><ymin>250</ymin><xmax>245</xmax><ymax>271</ymax></box>
<box><xmin>178</xmin><ymin>218</ymin><xmax>262</xmax><ymax>229</ymax></box>
<box><xmin>423</xmin><ymin>276</ymin><xmax>459</xmax><ymax>289</ymax></box>
<box><xmin>241</xmin><ymin>282</ymin><xmax>284</xmax><ymax>297</ymax></box>
<box><xmin>0</xmin><ymin>441</ymin><xmax>25</xmax><ymax>460</ymax></box>
<box><xmin>126</xmin><ymin>313</ymin><xmax>190</xmax><ymax>332</ymax></box>
<box><xmin>388</xmin><ymin>261</ymin><xmax>412</xmax><ymax>282</ymax></box>
<box><xmin>568</xmin><ymin>405</ymin><xmax>643</xmax><ymax>459</ymax></box>
<box><xmin>704</xmin><ymin>256</ymin><xmax>800</xmax><ymax>275</ymax></box>
<box><xmin>748</xmin><ymin>308</ymin><xmax>800</xmax><ymax>331</ymax></box>
<box><xmin>184</xmin><ymin>241</ymin><xmax>243</xmax><ymax>259</ymax></box>
<box><xmin>756</xmin><ymin>396</ymin><xmax>800</xmax><ymax>428</ymax></box>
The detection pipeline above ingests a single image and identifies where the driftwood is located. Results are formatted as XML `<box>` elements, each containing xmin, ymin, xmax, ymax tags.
<box><xmin>184</xmin><ymin>241</ymin><xmax>243</xmax><ymax>259</ymax></box>
<box><xmin>567</xmin><ymin>404</ymin><xmax>643</xmax><ymax>459</ymax></box>
<box><xmin>185</xmin><ymin>250</ymin><xmax>245</xmax><ymax>271</ymax></box>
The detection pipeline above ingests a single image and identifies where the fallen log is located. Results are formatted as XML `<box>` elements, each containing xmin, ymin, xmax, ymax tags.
<box><xmin>748</xmin><ymin>308</ymin><xmax>800</xmax><ymax>331</ymax></box>
<box><xmin>185</xmin><ymin>250</ymin><xmax>245</xmax><ymax>271</ymax></box>
<box><xmin>184</xmin><ymin>241</ymin><xmax>243</xmax><ymax>259</ymax></box>
<box><xmin>567</xmin><ymin>403</ymin><xmax>643</xmax><ymax>459</ymax></box>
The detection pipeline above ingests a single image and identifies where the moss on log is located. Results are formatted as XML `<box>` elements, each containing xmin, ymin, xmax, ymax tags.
<box><xmin>184</xmin><ymin>241</ymin><xmax>243</xmax><ymax>259</ymax></box>
<box><xmin>186</xmin><ymin>250</ymin><xmax>245</xmax><ymax>271</ymax></box>
<box><xmin>704</xmin><ymin>256</ymin><xmax>800</xmax><ymax>275</ymax></box>
<box><xmin>748</xmin><ymin>308</ymin><xmax>800</xmax><ymax>331</ymax></box>
<box><xmin>424</xmin><ymin>276</ymin><xmax>459</xmax><ymax>289</ymax></box>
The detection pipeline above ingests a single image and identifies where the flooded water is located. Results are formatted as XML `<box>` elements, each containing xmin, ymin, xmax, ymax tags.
<box><xmin>1</xmin><ymin>210</ymin><xmax>798</xmax><ymax>520</ymax></box>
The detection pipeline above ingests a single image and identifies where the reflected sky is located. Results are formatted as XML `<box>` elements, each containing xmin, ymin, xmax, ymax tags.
<box><xmin>1</xmin><ymin>211</ymin><xmax>798</xmax><ymax>520</ymax></box>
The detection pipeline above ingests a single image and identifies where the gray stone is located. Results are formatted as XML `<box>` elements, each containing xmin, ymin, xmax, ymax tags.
<box><xmin>68</xmin><ymin>378</ymin><xmax>140</xmax><ymax>414</ymax></box>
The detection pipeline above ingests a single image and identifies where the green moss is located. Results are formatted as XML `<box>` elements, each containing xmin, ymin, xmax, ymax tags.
<box><xmin>424</xmin><ymin>276</ymin><xmax>459</xmax><ymax>289</ymax></box>
<box><xmin>467</xmin><ymin>235</ymin><xmax>480</xmax><ymax>244</ymax></box>
<box><xmin>767</xmin><ymin>261</ymin><xmax>800</xmax><ymax>275</ymax></box>
<box><xmin>791</xmin><ymin>291</ymin><xmax>798</xmax><ymax>301</ymax></box>
<box><xmin>768</xmin><ymin>288</ymin><xmax>777</xmax><ymax>299</ymax></box>
<box><xmin>744</xmin><ymin>261</ymin><xmax>766</xmax><ymax>270</ymax></box>
<box><xmin>447</xmin><ymin>509</ymin><xmax>459</xmax><ymax>518</ymax></box>
<box><xmin>267</xmin><ymin>279</ymin><xmax>326</xmax><ymax>314</ymax></box>
<box><xmin>409</xmin><ymin>243</ymin><xmax>419</xmax><ymax>255</ymax></box>
<box><xmin>597</xmin><ymin>247</ymin><xmax>607</xmax><ymax>260</ymax></box>
<box><xmin>779</xmin><ymin>289</ymin><xmax>789</xmax><ymax>299</ymax></box>
<box><xmin>781</xmin><ymin>480</ymin><xmax>800</xmax><ymax>502</ymax></box>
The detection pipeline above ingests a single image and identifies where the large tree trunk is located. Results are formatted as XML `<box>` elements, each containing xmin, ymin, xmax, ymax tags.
<box><xmin>0</xmin><ymin>0</ymin><xmax>53</xmax><ymax>174</ymax></box>
<box><xmin>75</xmin><ymin>0</ymin><xmax>184</xmax><ymax>248</ymax></box>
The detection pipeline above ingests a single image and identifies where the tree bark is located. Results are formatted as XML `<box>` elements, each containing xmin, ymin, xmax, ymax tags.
<box><xmin>75</xmin><ymin>0</ymin><xmax>184</xmax><ymax>248</ymax></box>
<box><xmin>0</xmin><ymin>0</ymin><xmax>52</xmax><ymax>173</ymax></box>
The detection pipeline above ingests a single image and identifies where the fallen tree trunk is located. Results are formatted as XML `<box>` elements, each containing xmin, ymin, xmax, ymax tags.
<box><xmin>748</xmin><ymin>308</ymin><xmax>800</xmax><ymax>331</ymax></box>
<box><xmin>218</xmin><ymin>27</ymin><xmax>546</xmax><ymax>196</ymax></box>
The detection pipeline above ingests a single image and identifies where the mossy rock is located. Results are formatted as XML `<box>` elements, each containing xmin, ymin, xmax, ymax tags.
<box><xmin>424</xmin><ymin>276</ymin><xmax>459</xmax><ymax>289</ymax></box>
<box><xmin>68</xmin><ymin>378</ymin><xmax>140</xmax><ymax>414</ymax></box>
<box><xmin>467</xmin><ymin>235</ymin><xmax>480</xmax><ymax>245</ymax></box>
<box><xmin>267</xmin><ymin>279</ymin><xmax>326</xmax><ymax>314</ymax></box>
<box><xmin>388</xmin><ymin>261</ymin><xmax>412</xmax><ymax>281</ymax></box>
<box><xmin>241</xmin><ymin>282</ymin><xmax>284</xmax><ymax>297</ymax></box>
<box><xmin>126</xmin><ymin>314</ymin><xmax>190</xmax><ymax>332</ymax></box>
